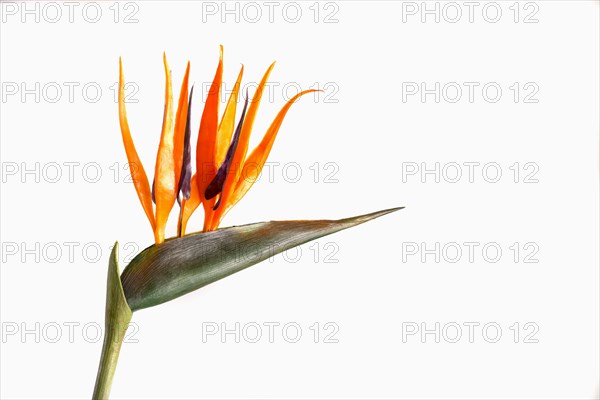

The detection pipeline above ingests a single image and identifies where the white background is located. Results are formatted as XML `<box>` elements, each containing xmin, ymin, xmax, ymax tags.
<box><xmin>1</xmin><ymin>1</ymin><xmax>599</xmax><ymax>399</ymax></box>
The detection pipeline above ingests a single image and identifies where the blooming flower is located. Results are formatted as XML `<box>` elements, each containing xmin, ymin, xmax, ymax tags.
<box><xmin>118</xmin><ymin>47</ymin><xmax>316</xmax><ymax>244</ymax></box>
<box><xmin>95</xmin><ymin>47</ymin><xmax>402</xmax><ymax>399</ymax></box>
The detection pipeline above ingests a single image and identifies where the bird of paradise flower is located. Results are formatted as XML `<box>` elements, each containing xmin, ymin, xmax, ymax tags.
<box><xmin>93</xmin><ymin>46</ymin><xmax>402</xmax><ymax>399</ymax></box>
<box><xmin>119</xmin><ymin>46</ymin><xmax>316</xmax><ymax>243</ymax></box>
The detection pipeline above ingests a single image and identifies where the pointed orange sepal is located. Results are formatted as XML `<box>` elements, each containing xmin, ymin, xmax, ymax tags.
<box><xmin>230</xmin><ymin>89</ymin><xmax>318</xmax><ymax>210</ymax></box>
<box><xmin>118</xmin><ymin>58</ymin><xmax>156</xmax><ymax>232</ymax></box>
<box><xmin>196</xmin><ymin>47</ymin><xmax>224</xmax><ymax>222</ymax></box>
<box><xmin>153</xmin><ymin>53</ymin><xmax>175</xmax><ymax>244</ymax></box>
<box><xmin>173</xmin><ymin>61</ymin><xmax>191</xmax><ymax>191</ymax></box>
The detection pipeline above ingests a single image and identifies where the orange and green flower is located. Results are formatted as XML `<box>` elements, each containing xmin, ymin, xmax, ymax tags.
<box><xmin>93</xmin><ymin>47</ymin><xmax>402</xmax><ymax>400</ymax></box>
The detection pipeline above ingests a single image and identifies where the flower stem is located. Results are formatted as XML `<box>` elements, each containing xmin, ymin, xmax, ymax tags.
<box><xmin>93</xmin><ymin>243</ymin><xmax>133</xmax><ymax>400</ymax></box>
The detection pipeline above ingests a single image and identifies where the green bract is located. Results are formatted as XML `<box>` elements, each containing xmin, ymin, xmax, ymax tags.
<box><xmin>122</xmin><ymin>207</ymin><xmax>403</xmax><ymax>311</ymax></box>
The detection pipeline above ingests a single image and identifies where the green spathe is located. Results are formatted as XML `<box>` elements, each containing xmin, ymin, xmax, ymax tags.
<box><xmin>121</xmin><ymin>207</ymin><xmax>403</xmax><ymax>311</ymax></box>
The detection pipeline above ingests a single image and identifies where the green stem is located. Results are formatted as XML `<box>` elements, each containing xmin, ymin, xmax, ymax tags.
<box><xmin>93</xmin><ymin>243</ymin><xmax>133</xmax><ymax>400</ymax></box>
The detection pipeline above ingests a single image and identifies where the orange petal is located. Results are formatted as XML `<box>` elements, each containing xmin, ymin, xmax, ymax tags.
<box><xmin>209</xmin><ymin>62</ymin><xmax>275</xmax><ymax>230</ymax></box>
<box><xmin>196</xmin><ymin>46</ymin><xmax>223</xmax><ymax>198</ymax></box>
<box><xmin>230</xmin><ymin>90</ymin><xmax>318</xmax><ymax>209</ymax></box>
<box><xmin>118</xmin><ymin>58</ymin><xmax>156</xmax><ymax>231</ymax></box>
<box><xmin>173</xmin><ymin>61</ymin><xmax>191</xmax><ymax>190</ymax></box>
<box><xmin>196</xmin><ymin>47</ymin><xmax>224</xmax><ymax>230</ymax></box>
<box><xmin>180</xmin><ymin>174</ymin><xmax>201</xmax><ymax>235</ymax></box>
<box><xmin>153</xmin><ymin>53</ymin><xmax>175</xmax><ymax>244</ymax></box>
<box><xmin>215</xmin><ymin>65</ymin><xmax>244</xmax><ymax>166</ymax></box>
